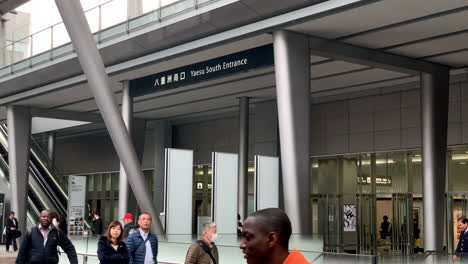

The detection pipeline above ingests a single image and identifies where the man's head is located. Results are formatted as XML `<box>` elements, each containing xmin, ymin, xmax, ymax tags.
<box><xmin>39</xmin><ymin>210</ymin><xmax>52</xmax><ymax>229</ymax></box>
<box><xmin>383</xmin><ymin>215</ymin><xmax>388</xmax><ymax>221</ymax></box>
<box><xmin>138</xmin><ymin>213</ymin><xmax>152</xmax><ymax>232</ymax></box>
<box><xmin>123</xmin><ymin>213</ymin><xmax>133</xmax><ymax>225</ymax></box>
<box><xmin>202</xmin><ymin>222</ymin><xmax>217</xmax><ymax>244</ymax></box>
<box><xmin>240</xmin><ymin>208</ymin><xmax>292</xmax><ymax>264</ymax></box>
<box><xmin>458</xmin><ymin>218</ymin><xmax>468</xmax><ymax>231</ymax></box>
<box><xmin>94</xmin><ymin>211</ymin><xmax>100</xmax><ymax>219</ymax></box>
<box><xmin>9</xmin><ymin>211</ymin><xmax>15</xmax><ymax>219</ymax></box>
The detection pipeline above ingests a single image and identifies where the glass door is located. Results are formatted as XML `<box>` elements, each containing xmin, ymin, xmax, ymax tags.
<box><xmin>356</xmin><ymin>193</ymin><xmax>376</xmax><ymax>255</ymax></box>
<box><xmin>313</xmin><ymin>194</ymin><xmax>343</xmax><ymax>252</ymax></box>
<box><xmin>391</xmin><ymin>193</ymin><xmax>413</xmax><ymax>255</ymax></box>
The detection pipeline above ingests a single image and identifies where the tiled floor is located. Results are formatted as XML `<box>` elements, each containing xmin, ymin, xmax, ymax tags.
<box><xmin>0</xmin><ymin>247</ymin><xmax>18</xmax><ymax>264</ymax></box>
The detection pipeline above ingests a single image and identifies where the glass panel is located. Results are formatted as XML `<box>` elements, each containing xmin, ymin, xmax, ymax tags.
<box><xmin>32</xmin><ymin>28</ymin><xmax>52</xmax><ymax>55</ymax></box>
<box><xmin>162</xmin><ymin>0</ymin><xmax>184</xmax><ymax>7</ymax></box>
<box><xmin>95</xmin><ymin>174</ymin><xmax>102</xmax><ymax>191</ymax></box>
<box><xmin>101</xmin><ymin>0</ymin><xmax>127</xmax><ymax>30</ymax></box>
<box><xmin>129</xmin><ymin>11</ymin><xmax>158</xmax><ymax>30</ymax></box>
<box><xmin>88</xmin><ymin>174</ymin><xmax>94</xmax><ymax>191</ymax></box>
<box><xmin>12</xmin><ymin>59</ymin><xmax>30</xmax><ymax>72</ymax></box>
<box><xmin>85</xmin><ymin>7</ymin><xmax>100</xmax><ymax>33</ymax></box>
<box><xmin>52</xmin><ymin>43</ymin><xmax>73</xmax><ymax>58</ymax></box>
<box><xmin>0</xmin><ymin>66</ymin><xmax>11</xmax><ymax>77</ymax></box>
<box><xmin>13</xmin><ymin>38</ymin><xmax>31</xmax><ymax>63</ymax></box>
<box><xmin>160</xmin><ymin>0</ymin><xmax>194</xmax><ymax>18</ymax></box>
<box><xmin>52</xmin><ymin>23</ymin><xmax>71</xmax><ymax>48</ymax></box>
<box><xmin>105</xmin><ymin>173</ymin><xmax>112</xmax><ymax>191</ymax></box>
<box><xmin>409</xmin><ymin>152</ymin><xmax>422</xmax><ymax>194</ymax></box>
<box><xmin>100</xmin><ymin>23</ymin><xmax>126</xmax><ymax>41</ymax></box>
<box><xmin>448</xmin><ymin>147</ymin><xmax>468</xmax><ymax>192</ymax></box>
<box><xmin>112</xmin><ymin>172</ymin><xmax>119</xmax><ymax>190</ymax></box>
<box><xmin>31</xmin><ymin>52</ymin><xmax>51</xmax><ymax>65</ymax></box>
<box><xmin>197</xmin><ymin>0</ymin><xmax>213</xmax><ymax>5</ymax></box>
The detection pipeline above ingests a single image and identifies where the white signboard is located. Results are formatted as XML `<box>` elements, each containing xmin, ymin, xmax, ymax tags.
<box><xmin>164</xmin><ymin>148</ymin><xmax>193</xmax><ymax>236</ymax></box>
<box><xmin>67</xmin><ymin>175</ymin><xmax>86</xmax><ymax>236</ymax></box>
<box><xmin>254</xmin><ymin>155</ymin><xmax>279</xmax><ymax>211</ymax></box>
<box><xmin>212</xmin><ymin>152</ymin><xmax>238</xmax><ymax>234</ymax></box>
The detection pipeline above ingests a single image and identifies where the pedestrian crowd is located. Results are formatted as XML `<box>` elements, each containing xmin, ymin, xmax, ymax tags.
<box><xmin>9</xmin><ymin>208</ymin><xmax>310</xmax><ymax>264</ymax></box>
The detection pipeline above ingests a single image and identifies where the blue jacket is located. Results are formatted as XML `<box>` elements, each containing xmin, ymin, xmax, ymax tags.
<box><xmin>126</xmin><ymin>229</ymin><xmax>158</xmax><ymax>264</ymax></box>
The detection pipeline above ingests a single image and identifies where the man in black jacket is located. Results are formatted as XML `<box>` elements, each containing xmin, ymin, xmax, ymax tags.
<box><xmin>5</xmin><ymin>211</ymin><xmax>19</xmax><ymax>252</ymax></box>
<box><xmin>92</xmin><ymin>211</ymin><xmax>103</xmax><ymax>235</ymax></box>
<box><xmin>454</xmin><ymin>218</ymin><xmax>468</xmax><ymax>262</ymax></box>
<box><xmin>16</xmin><ymin>209</ymin><xmax>78</xmax><ymax>264</ymax></box>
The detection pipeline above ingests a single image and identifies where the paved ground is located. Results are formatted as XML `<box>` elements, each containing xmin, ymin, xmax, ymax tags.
<box><xmin>0</xmin><ymin>247</ymin><xmax>18</xmax><ymax>264</ymax></box>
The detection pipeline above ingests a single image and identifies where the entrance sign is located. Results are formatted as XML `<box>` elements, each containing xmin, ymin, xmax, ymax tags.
<box><xmin>254</xmin><ymin>155</ymin><xmax>279</xmax><ymax>211</ymax></box>
<box><xmin>67</xmin><ymin>175</ymin><xmax>86</xmax><ymax>236</ymax></box>
<box><xmin>130</xmin><ymin>44</ymin><xmax>274</xmax><ymax>97</ymax></box>
<box><xmin>164</xmin><ymin>148</ymin><xmax>193</xmax><ymax>236</ymax></box>
<box><xmin>212</xmin><ymin>152</ymin><xmax>238</xmax><ymax>234</ymax></box>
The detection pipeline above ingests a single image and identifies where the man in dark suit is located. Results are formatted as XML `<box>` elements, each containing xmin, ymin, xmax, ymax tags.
<box><xmin>5</xmin><ymin>211</ymin><xmax>19</xmax><ymax>252</ymax></box>
<box><xmin>454</xmin><ymin>218</ymin><xmax>468</xmax><ymax>262</ymax></box>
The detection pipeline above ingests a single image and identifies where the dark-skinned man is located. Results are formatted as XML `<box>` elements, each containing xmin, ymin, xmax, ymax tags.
<box><xmin>240</xmin><ymin>208</ymin><xmax>310</xmax><ymax>264</ymax></box>
<box><xmin>16</xmin><ymin>209</ymin><xmax>78</xmax><ymax>264</ymax></box>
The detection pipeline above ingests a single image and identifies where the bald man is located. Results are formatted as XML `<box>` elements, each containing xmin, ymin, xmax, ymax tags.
<box><xmin>240</xmin><ymin>208</ymin><xmax>310</xmax><ymax>264</ymax></box>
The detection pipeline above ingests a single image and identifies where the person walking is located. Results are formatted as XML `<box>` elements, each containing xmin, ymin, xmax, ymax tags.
<box><xmin>126</xmin><ymin>213</ymin><xmax>158</xmax><ymax>264</ymax></box>
<box><xmin>5</xmin><ymin>211</ymin><xmax>19</xmax><ymax>252</ymax></box>
<box><xmin>16</xmin><ymin>209</ymin><xmax>78</xmax><ymax>264</ymax></box>
<box><xmin>97</xmin><ymin>221</ymin><xmax>129</xmax><ymax>264</ymax></box>
<box><xmin>454</xmin><ymin>218</ymin><xmax>468</xmax><ymax>262</ymax></box>
<box><xmin>184</xmin><ymin>222</ymin><xmax>219</xmax><ymax>264</ymax></box>
<box><xmin>240</xmin><ymin>208</ymin><xmax>310</xmax><ymax>264</ymax></box>
<box><xmin>92</xmin><ymin>211</ymin><xmax>104</xmax><ymax>235</ymax></box>
<box><xmin>122</xmin><ymin>213</ymin><xmax>136</xmax><ymax>240</ymax></box>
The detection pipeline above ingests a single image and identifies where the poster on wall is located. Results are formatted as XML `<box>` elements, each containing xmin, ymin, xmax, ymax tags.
<box><xmin>343</xmin><ymin>204</ymin><xmax>356</xmax><ymax>232</ymax></box>
<box><xmin>67</xmin><ymin>175</ymin><xmax>86</xmax><ymax>236</ymax></box>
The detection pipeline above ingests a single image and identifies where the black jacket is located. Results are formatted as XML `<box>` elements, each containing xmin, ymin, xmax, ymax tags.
<box><xmin>92</xmin><ymin>218</ymin><xmax>103</xmax><ymax>235</ymax></box>
<box><xmin>123</xmin><ymin>222</ymin><xmax>135</xmax><ymax>240</ymax></box>
<box><xmin>97</xmin><ymin>236</ymin><xmax>129</xmax><ymax>264</ymax></box>
<box><xmin>6</xmin><ymin>217</ymin><xmax>18</xmax><ymax>234</ymax></box>
<box><xmin>16</xmin><ymin>226</ymin><xmax>78</xmax><ymax>264</ymax></box>
<box><xmin>456</xmin><ymin>230</ymin><xmax>468</xmax><ymax>258</ymax></box>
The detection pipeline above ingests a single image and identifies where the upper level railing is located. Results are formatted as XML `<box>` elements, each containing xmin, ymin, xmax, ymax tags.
<box><xmin>0</xmin><ymin>0</ymin><xmax>219</xmax><ymax>78</ymax></box>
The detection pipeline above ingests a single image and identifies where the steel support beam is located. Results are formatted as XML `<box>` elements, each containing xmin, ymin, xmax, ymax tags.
<box><xmin>421</xmin><ymin>70</ymin><xmax>449</xmax><ymax>252</ymax></box>
<box><xmin>54</xmin><ymin>0</ymin><xmax>164</xmax><ymax>235</ymax></box>
<box><xmin>273</xmin><ymin>30</ymin><xmax>311</xmax><ymax>234</ymax></box>
<box><xmin>307</xmin><ymin>35</ymin><xmax>449</xmax><ymax>75</ymax></box>
<box><xmin>7</xmin><ymin>105</ymin><xmax>31</xmax><ymax>240</ymax></box>
<box><xmin>238</xmin><ymin>97</ymin><xmax>249</xmax><ymax>220</ymax></box>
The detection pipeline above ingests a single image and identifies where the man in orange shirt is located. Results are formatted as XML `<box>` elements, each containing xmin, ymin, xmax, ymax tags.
<box><xmin>240</xmin><ymin>208</ymin><xmax>310</xmax><ymax>264</ymax></box>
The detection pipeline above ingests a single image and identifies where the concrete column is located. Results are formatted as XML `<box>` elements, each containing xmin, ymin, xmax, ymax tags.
<box><xmin>238</xmin><ymin>97</ymin><xmax>249</xmax><ymax>220</ymax></box>
<box><xmin>118</xmin><ymin>81</ymin><xmax>132</xmax><ymax>221</ymax></box>
<box><xmin>152</xmin><ymin>121</ymin><xmax>172</xmax><ymax>215</ymax></box>
<box><xmin>47</xmin><ymin>132</ymin><xmax>56</xmax><ymax>168</ymax></box>
<box><xmin>273</xmin><ymin>30</ymin><xmax>311</xmax><ymax>234</ymax></box>
<box><xmin>420</xmin><ymin>70</ymin><xmax>449</xmax><ymax>252</ymax></box>
<box><xmin>54</xmin><ymin>0</ymin><xmax>164</xmax><ymax>235</ymax></box>
<box><xmin>7</xmin><ymin>106</ymin><xmax>31</xmax><ymax>239</ymax></box>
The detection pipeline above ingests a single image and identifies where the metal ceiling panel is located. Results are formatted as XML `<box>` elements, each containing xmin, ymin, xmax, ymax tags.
<box><xmin>386</xmin><ymin>32</ymin><xmax>468</xmax><ymax>58</ymax></box>
<box><xmin>343</xmin><ymin>10</ymin><xmax>468</xmax><ymax>49</ymax></box>
<box><xmin>428</xmin><ymin>51</ymin><xmax>468</xmax><ymax>68</ymax></box>
<box><xmin>288</xmin><ymin>0</ymin><xmax>468</xmax><ymax>39</ymax></box>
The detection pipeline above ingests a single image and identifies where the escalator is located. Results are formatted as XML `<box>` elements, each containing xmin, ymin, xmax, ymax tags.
<box><xmin>0</xmin><ymin>124</ymin><xmax>68</xmax><ymax>224</ymax></box>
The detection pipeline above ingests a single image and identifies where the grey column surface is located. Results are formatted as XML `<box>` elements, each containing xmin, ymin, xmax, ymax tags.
<box><xmin>238</xmin><ymin>97</ymin><xmax>249</xmax><ymax>220</ymax></box>
<box><xmin>118</xmin><ymin>81</ymin><xmax>132</xmax><ymax>222</ymax></box>
<box><xmin>54</xmin><ymin>0</ymin><xmax>164</xmax><ymax>235</ymax></box>
<box><xmin>7</xmin><ymin>106</ymin><xmax>32</xmax><ymax>240</ymax></box>
<box><xmin>152</xmin><ymin>121</ymin><xmax>172</xmax><ymax>215</ymax></box>
<box><xmin>47</xmin><ymin>132</ymin><xmax>56</xmax><ymax>168</ymax></box>
<box><xmin>273</xmin><ymin>30</ymin><xmax>311</xmax><ymax>234</ymax></box>
<box><xmin>421</xmin><ymin>70</ymin><xmax>449</xmax><ymax>252</ymax></box>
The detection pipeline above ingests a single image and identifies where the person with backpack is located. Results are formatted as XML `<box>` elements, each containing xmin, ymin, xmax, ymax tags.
<box><xmin>16</xmin><ymin>209</ymin><xmax>78</xmax><ymax>264</ymax></box>
<box><xmin>184</xmin><ymin>222</ymin><xmax>219</xmax><ymax>264</ymax></box>
<box><xmin>126</xmin><ymin>213</ymin><xmax>158</xmax><ymax>264</ymax></box>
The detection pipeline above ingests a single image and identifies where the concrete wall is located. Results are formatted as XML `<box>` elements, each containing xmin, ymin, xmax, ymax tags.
<box><xmin>311</xmin><ymin>78</ymin><xmax>468</xmax><ymax>156</ymax></box>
